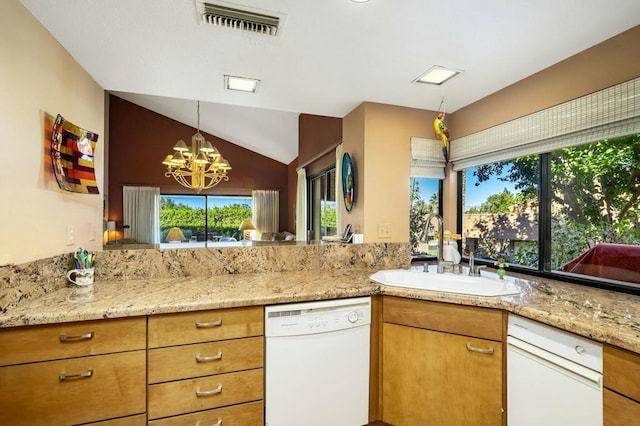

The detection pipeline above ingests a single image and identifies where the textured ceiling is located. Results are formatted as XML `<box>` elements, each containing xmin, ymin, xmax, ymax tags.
<box><xmin>20</xmin><ymin>0</ymin><xmax>640</xmax><ymax>164</ymax></box>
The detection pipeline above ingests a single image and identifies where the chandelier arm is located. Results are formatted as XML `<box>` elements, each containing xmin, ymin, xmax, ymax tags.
<box><xmin>162</xmin><ymin>100</ymin><xmax>230</xmax><ymax>192</ymax></box>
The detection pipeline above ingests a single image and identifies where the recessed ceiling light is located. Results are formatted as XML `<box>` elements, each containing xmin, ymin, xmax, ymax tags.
<box><xmin>224</xmin><ymin>75</ymin><xmax>260</xmax><ymax>93</ymax></box>
<box><xmin>414</xmin><ymin>66</ymin><xmax>463</xmax><ymax>85</ymax></box>
<box><xmin>350</xmin><ymin>0</ymin><xmax>371</xmax><ymax>2</ymax></box>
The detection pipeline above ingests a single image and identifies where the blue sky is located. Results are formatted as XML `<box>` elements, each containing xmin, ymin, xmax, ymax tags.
<box><xmin>465</xmin><ymin>167</ymin><xmax>517</xmax><ymax>209</ymax></box>
<box><xmin>412</xmin><ymin>168</ymin><xmax>518</xmax><ymax>210</ymax></box>
<box><xmin>162</xmin><ymin>195</ymin><xmax>252</xmax><ymax>209</ymax></box>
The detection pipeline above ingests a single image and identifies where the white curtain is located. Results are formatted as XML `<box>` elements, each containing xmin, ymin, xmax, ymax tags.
<box><xmin>252</xmin><ymin>190</ymin><xmax>279</xmax><ymax>239</ymax></box>
<box><xmin>296</xmin><ymin>168</ymin><xmax>308</xmax><ymax>241</ymax></box>
<box><xmin>335</xmin><ymin>143</ymin><xmax>343</xmax><ymax>234</ymax></box>
<box><xmin>123</xmin><ymin>186</ymin><xmax>160</xmax><ymax>244</ymax></box>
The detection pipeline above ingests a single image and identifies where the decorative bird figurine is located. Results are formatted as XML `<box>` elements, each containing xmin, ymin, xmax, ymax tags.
<box><xmin>434</xmin><ymin>112</ymin><xmax>449</xmax><ymax>162</ymax></box>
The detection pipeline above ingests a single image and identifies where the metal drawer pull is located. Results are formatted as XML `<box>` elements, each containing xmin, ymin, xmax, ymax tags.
<box><xmin>209</xmin><ymin>419</ymin><xmax>222</xmax><ymax>426</ymax></box>
<box><xmin>59</xmin><ymin>331</ymin><xmax>94</xmax><ymax>342</ymax></box>
<box><xmin>195</xmin><ymin>384</ymin><xmax>223</xmax><ymax>397</ymax></box>
<box><xmin>59</xmin><ymin>369</ymin><xmax>94</xmax><ymax>381</ymax></box>
<box><xmin>196</xmin><ymin>351</ymin><xmax>223</xmax><ymax>362</ymax></box>
<box><xmin>466</xmin><ymin>343</ymin><xmax>494</xmax><ymax>354</ymax></box>
<box><xmin>195</xmin><ymin>319</ymin><xmax>222</xmax><ymax>328</ymax></box>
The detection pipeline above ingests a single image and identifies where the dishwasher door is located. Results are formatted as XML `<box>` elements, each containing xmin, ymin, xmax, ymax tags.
<box><xmin>507</xmin><ymin>315</ymin><xmax>603</xmax><ymax>426</ymax></box>
<box><xmin>265</xmin><ymin>297</ymin><xmax>371</xmax><ymax>426</ymax></box>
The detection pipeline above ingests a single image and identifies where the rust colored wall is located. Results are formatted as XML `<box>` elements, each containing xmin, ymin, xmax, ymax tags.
<box><xmin>286</xmin><ymin>159</ymin><xmax>298</xmax><ymax>233</ymax></box>
<box><xmin>108</xmin><ymin>95</ymin><xmax>289</xmax><ymax>232</ymax></box>
<box><xmin>298</xmin><ymin>113</ymin><xmax>342</xmax><ymax>167</ymax></box>
<box><xmin>450</xmin><ymin>25</ymin><xmax>640</xmax><ymax>138</ymax></box>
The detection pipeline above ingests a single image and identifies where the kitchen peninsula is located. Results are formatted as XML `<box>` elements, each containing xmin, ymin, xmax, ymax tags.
<box><xmin>1</xmin><ymin>243</ymin><xmax>639</xmax><ymax>425</ymax></box>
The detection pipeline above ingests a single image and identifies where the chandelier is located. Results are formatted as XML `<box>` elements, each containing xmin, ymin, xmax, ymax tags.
<box><xmin>162</xmin><ymin>101</ymin><xmax>231</xmax><ymax>193</ymax></box>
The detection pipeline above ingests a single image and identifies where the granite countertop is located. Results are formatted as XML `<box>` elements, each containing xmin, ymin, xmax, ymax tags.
<box><xmin>1</xmin><ymin>268</ymin><xmax>638</xmax><ymax>354</ymax></box>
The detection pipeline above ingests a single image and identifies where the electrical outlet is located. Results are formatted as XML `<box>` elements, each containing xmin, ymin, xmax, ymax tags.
<box><xmin>377</xmin><ymin>223</ymin><xmax>391</xmax><ymax>239</ymax></box>
<box><xmin>66</xmin><ymin>225</ymin><xmax>74</xmax><ymax>245</ymax></box>
<box><xmin>89</xmin><ymin>224</ymin><xmax>96</xmax><ymax>241</ymax></box>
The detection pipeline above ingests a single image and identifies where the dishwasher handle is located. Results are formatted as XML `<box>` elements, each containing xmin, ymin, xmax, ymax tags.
<box><xmin>507</xmin><ymin>336</ymin><xmax>602</xmax><ymax>389</ymax></box>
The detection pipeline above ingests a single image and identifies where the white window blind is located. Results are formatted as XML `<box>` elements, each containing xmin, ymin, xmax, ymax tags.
<box><xmin>450</xmin><ymin>77</ymin><xmax>640</xmax><ymax>171</ymax></box>
<box><xmin>410</xmin><ymin>137</ymin><xmax>446</xmax><ymax>179</ymax></box>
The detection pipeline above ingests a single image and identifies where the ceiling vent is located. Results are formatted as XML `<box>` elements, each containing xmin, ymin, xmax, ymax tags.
<box><xmin>196</xmin><ymin>2</ymin><xmax>282</xmax><ymax>36</ymax></box>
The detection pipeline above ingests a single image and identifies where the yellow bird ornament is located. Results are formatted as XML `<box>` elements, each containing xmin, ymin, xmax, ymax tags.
<box><xmin>434</xmin><ymin>112</ymin><xmax>449</xmax><ymax>162</ymax></box>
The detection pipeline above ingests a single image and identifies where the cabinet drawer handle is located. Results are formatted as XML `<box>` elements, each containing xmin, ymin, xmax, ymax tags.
<box><xmin>195</xmin><ymin>319</ymin><xmax>222</xmax><ymax>328</ymax></box>
<box><xmin>208</xmin><ymin>419</ymin><xmax>222</xmax><ymax>426</ymax></box>
<box><xmin>466</xmin><ymin>343</ymin><xmax>494</xmax><ymax>354</ymax></box>
<box><xmin>195</xmin><ymin>351</ymin><xmax>223</xmax><ymax>362</ymax></box>
<box><xmin>195</xmin><ymin>384</ymin><xmax>223</xmax><ymax>397</ymax></box>
<box><xmin>59</xmin><ymin>369</ymin><xmax>94</xmax><ymax>381</ymax></box>
<box><xmin>59</xmin><ymin>331</ymin><xmax>94</xmax><ymax>342</ymax></box>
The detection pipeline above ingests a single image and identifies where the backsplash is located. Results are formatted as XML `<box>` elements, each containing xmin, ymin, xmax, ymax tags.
<box><xmin>0</xmin><ymin>243</ymin><xmax>410</xmax><ymax>313</ymax></box>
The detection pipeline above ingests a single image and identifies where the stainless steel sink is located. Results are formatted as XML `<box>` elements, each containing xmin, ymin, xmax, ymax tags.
<box><xmin>370</xmin><ymin>268</ymin><xmax>520</xmax><ymax>297</ymax></box>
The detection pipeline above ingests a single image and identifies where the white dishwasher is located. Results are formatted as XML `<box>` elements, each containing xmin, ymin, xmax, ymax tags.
<box><xmin>265</xmin><ymin>297</ymin><xmax>371</xmax><ymax>426</ymax></box>
<box><xmin>507</xmin><ymin>314</ymin><xmax>603</xmax><ymax>426</ymax></box>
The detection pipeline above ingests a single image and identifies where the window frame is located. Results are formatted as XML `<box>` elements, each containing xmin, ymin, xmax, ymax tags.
<box><xmin>307</xmin><ymin>165</ymin><xmax>337</xmax><ymax>241</ymax></box>
<box><xmin>456</xmin><ymin>149</ymin><xmax>640</xmax><ymax>296</ymax></box>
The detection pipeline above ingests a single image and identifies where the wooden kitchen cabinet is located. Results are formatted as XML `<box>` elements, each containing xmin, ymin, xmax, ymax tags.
<box><xmin>147</xmin><ymin>306</ymin><xmax>264</xmax><ymax>424</ymax></box>
<box><xmin>603</xmin><ymin>344</ymin><xmax>640</xmax><ymax>425</ymax></box>
<box><xmin>0</xmin><ymin>317</ymin><xmax>147</xmax><ymax>426</ymax></box>
<box><xmin>381</xmin><ymin>296</ymin><xmax>504</xmax><ymax>426</ymax></box>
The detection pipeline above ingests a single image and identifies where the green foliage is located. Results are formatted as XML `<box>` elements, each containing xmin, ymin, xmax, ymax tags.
<box><xmin>474</xmin><ymin>155</ymin><xmax>539</xmax><ymax>199</ymax></box>
<box><xmin>470</xmin><ymin>134</ymin><xmax>640</xmax><ymax>269</ymax></box>
<box><xmin>160</xmin><ymin>201</ymin><xmax>252</xmax><ymax>240</ymax></box>
<box><xmin>321</xmin><ymin>204</ymin><xmax>337</xmax><ymax>234</ymax></box>
<box><xmin>410</xmin><ymin>179</ymin><xmax>439</xmax><ymax>254</ymax></box>
<box><xmin>466</xmin><ymin>188</ymin><xmax>523</xmax><ymax>214</ymax></box>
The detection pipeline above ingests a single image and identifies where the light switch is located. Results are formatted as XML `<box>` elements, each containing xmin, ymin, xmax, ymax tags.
<box><xmin>66</xmin><ymin>225</ymin><xmax>74</xmax><ymax>245</ymax></box>
<box><xmin>377</xmin><ymin>223</ymin><xmax>391</xmax><ymax>239</ymax></box>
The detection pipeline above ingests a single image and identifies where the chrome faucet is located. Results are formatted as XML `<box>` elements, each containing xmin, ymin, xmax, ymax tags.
<box><xmin>420</xmin><ymin>211</ymin><xmax>451</xmax><ymax>274</ymax></box>
<box><xmin>467</xmin><ymin>249</ymin><xmax>486</xmax><ymax>276</ymax></box>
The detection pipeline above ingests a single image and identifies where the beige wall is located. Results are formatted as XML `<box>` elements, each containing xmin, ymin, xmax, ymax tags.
<box><xmin>450</xmin><ymin>25</ymin><xmax>640</xmax><ymax>138</ymax></box>
<box><xmin>442</xmin><ymin>25</ymin><xmax>640</xmax><ymax>235</ymax></box>
<box><xmin>0</xmin><ymin>0</ymin><xmax>105</xmax><ymax>265</ymax></box>
<box><xmin>343</xmin><ymin>102</ymin><xmax>438</xmax><ymax>243</ymax></box>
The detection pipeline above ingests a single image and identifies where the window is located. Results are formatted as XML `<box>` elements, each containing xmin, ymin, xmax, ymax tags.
<box><xmin>410</xmin><ymin>177</ymin><xmax>441</xmax><ymax>255</ymax></box>
<box><xmin>308</xmin><ymin>168</ymin><xmax>337</xmax><ymax>240</ymax></box>
<box><xmin>551</xmin><ymin>135</ymin><xmax>640</xmax><ymax>284</ymax></box>
<box><xmin>461</xmin><ymin>156</ymin><xmax>539</xmax><ymax>269</ymax></box>
<box><xmin>451</xmin><ymin>77</ymin><xmax>640</xmax><ymax>292</ymax></box>
<box><xmin>159</xmin><ymin>195</ymin><xmax>252</xmax><ymax>247</ymax></box>
<box><xmin>459</xmin><ymin>134</ymin><xmax>640</xmax><ymax>291</ymax></box>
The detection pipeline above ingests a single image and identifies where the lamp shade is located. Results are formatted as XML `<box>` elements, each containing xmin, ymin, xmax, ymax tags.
<box><xmin>107</xmin><ymin>221</ymin><xmax>116</xmax><ymax>231</ymax></box>
<box><xmin>239</xmin><ymin>219</ymin><xmax>256</xmax><ymax>231</ymax></box>
<box><xmin>239</xmin><ymin>218</ymin><xmax>256</xmax><ymax>241</ymax></box>
<box><xmin>165</xmin><ymin>227</ymin><xmax>186</xmax><ymax>242</ymax></box>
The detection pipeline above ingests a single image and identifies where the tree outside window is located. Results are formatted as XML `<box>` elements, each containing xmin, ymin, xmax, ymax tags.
<box><xmin>462</xmin><ymin>133</ymin><xmax>640</xmax><ymax>286</ymax></box>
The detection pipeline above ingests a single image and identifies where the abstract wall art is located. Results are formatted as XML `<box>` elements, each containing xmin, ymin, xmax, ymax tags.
<box><xmin>51</xmin><ymin>114</ymin><xmax>99</xmax><ymax>194</ymax></box>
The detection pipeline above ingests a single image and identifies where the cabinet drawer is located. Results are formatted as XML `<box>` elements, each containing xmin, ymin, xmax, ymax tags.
<box><xmin>148</xmin><ymin>306</ymin><xmax>263</xmax><ymax>348</ymax></box>
<box><xmin>148</xmin><ymin>336</ymin><xmax>264</xmax><ymax>383</ymax></box>
<box><xmin>0</xmin><ymin>317</ymin><xmax>146</xmax><ymax>366</ymax></box>
<box><xmin>83</xmin><ymin>413</ymin><xmax>147</xmax><ymax>426</ymax></box>
<box><xmin>604</xmin><ymin>344</ymin><xmax>640</xmax><ymax>402</ymax></box>
<box><xmin>148</xmin><ymin>368</ymin><xmax>263</xmax><ymax>420</ymax></box>
<box><xmin>148</xmin><ymin>400</ymin><xmax>264</xmax><ymax>426</ymax></box>
<box><xmin>383</xmin><ymin>296</ymin><xmax>504</xmax><ymax>341</ymax></box>
<box><xmin>604</xmin><ymin>388</ymin><xmax>640</xmax><ymax>426</ymax></box>
<box><xmin>0</xmin><ymin>350</ymin><xmax>146</xmax><ymax>426</ymax></box>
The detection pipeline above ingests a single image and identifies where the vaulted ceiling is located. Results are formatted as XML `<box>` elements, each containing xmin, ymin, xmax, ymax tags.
<box><xmin>20</xmin><ymin>0</ymin><xmax>640</xmax><ymax>164</ymax></box>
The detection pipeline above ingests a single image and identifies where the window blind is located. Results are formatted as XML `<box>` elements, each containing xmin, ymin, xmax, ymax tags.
<box><xmin>410</xmin><ymin>137</ymin><xmax>446</xmax><ymax>179</ymax></box>
<box><xmin>450</xmin><ymin>77</ymin><xmax>640</xmax><ymax>171</ymax></box>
